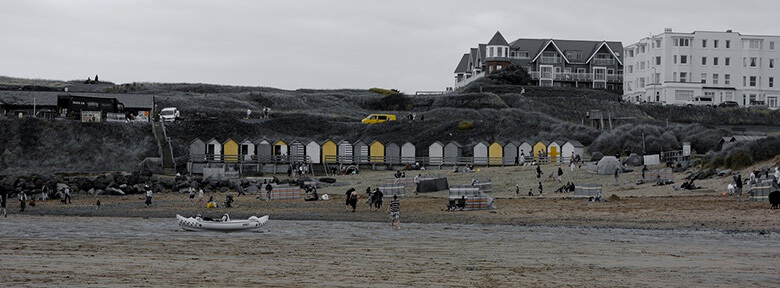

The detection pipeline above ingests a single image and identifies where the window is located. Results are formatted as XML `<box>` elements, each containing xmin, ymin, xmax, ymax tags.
<box><xmin>750</xmin><ymin>57</ymin><xmax>758</xmax><ymax>67</ymax></box>
<box><xmin>565</xmin><ymin>50</ymin><xmax>582</xmax><ymax>60</ymax></box>
<box><xmin>565</xmin><ymin>68</ymin><xmax>572</xmax><ymax>73</ymax></box>
<box><xmin>680</xmin><ymin>72</ymin><xmax>688</xmax><ymax>83</ymax></box>
<box><xmin>771</xmin><ymin>59</ymin><xmax>775</xmax><ymax>68</ymax></box>
<box><xmin>577</xmin><ymin>68</ymin><xmax>586</xmax><ymax>74</ymax></box>
<box><xmin>714</xmin><ymin>40</ymin><xmax>719</xmax><ymax>48</ymax></box>
<box><xmin>627</xmin><ymin>49</ymin><xmax>634</xmax><ymax>57</ymax></box>
<box><xmin>519</xmin><ymin>51</ymin><xmax>529</xmax><ymax>59</ymax></box>
<box><xmin>743</xmin><ymin>76</ymin><xmax>747</xmax><ymax>87</ymax></box>
<box><xmin>771</xmin><ymin>77</ymin><xmax>775</xmax><ymax>88</ymax></box>
<box><xmin>674</xmin><ymin>38</ymin><xmax>691</xmax><ymax>47</ymax></box>
<box><xmin>713</xmin><ymin>74</ymin><xmax>719</xmax><ymax>85</ymax></box>
<box><xmin>702</xmin><ymin>39</ymin><xmax>707</xmax><ymax>48</ymax></box>
<box><xmin>725</xmin><ymin>57</ymin><xmax>730</xmax><ymax>66</ymax></box>
<box><xmin>489</xmin><ymin>47</ymin><xmax>494</xmax><ymax>57</ymax></box>
<box><xmin>726</xmin><ymin>40</ymin><xmax>731</xmax><ymax>48</ymax></box>
<box><xmin>655</xmin><ymin>56</ymin><xmax>661</xmax><ymax>65</ymax></box>
<box><xmin>655</xmin><ymin>39</ymin><xmax>661</xmax><ymax>48</ymax></box>
<box><xmin>725</xmin><ymin>74</ymin><xmax>731</xmax><ymax>85</ymax></box>
<box><xmin>675</xmin><ymin>90</ymin><xmax>694</xmax><ymax>101</ymax></box>
<box><xmin>701</xmin><ymin>73</ymin><xmax>707</xmax><ymax>84</ymax></box>
<box><xmin>639</xmin><ymin>77</ymin><xmax>645</xmax><ymax>87</ymax></box>
<box><xmin>640</xmin><ymin>61</ymin><xmax>646</xmax><ymax>69</ymax></box>
<box><xmin>627</xmin><ymin>65</ymin><xmax>633</xmax><ymax>73</ymax></box>
<box><xmin>725</xmin><ymin>92</ymin><xmax>733</xmax><ymax>101</ymax></box>
<box><xmin>713</xmin><ymin>57</ymin><xmax>719</xmax><ymax>66</ymax></box>
<box><xmin>607</xmin><ymin>69</ymin><xmax>614</xmax><ymax>75</ymax></box>
<box><xmin>771</xmin><ymin>41</ymin><xmax>776</xmax><ymax>50</ymax></box>
<box><xmin>744</xmin><ymin>40</ymin><xmax>761</xmax><ymax>49</ymax></box>
<box><xmin>701</xmin><ymin>57</ymin><xmax>707</xmax><ymax>65</ymax></box>
<box><xmin>673</xmin><ymin>55</ymin><xmax>677</xmax><ymax>64</ymax></box>
<box><xmin>640</xmin><ymin>45</ymin><xmax>646</xmax><ymax>53</ymax></box>
<box><xmin>497</xmin><ymin>65</ymin><xmax>503</xmax><ymax>70</ymax></box>
<box><xmin>680</xmin><ymin>55</ymin><xmax>688</xmax><ymax>64</ymax></box>
<box><xmin>750</xmin><ymin>76</ymin><xmax>757</xmax><ymax>87</ymax></box>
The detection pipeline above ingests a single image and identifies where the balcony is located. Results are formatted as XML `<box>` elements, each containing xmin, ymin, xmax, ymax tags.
<box><xmin>591</xmin><ymin>58</ymin><xmax>615</xmax><ymax>66</ymax></box>
<box><xmin>528</xmin><ymin>71</ymin><xmax>623</xmax><ymax>82</ymax></box>
<box><xmin>539</xmin><ymin>56</ymin><xmax>562</xmax><ymax>64</ymax></box>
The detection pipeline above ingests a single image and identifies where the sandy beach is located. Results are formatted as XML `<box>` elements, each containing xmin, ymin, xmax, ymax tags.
<box><xmin>1</xmin><ymin>216</ymin><xmax>779</xmax><ymax>287</ymax></box>
<box><xmin>2</xmin><ymin>164</ymin><xmax>780</xmax><ymax>287</ymax></box>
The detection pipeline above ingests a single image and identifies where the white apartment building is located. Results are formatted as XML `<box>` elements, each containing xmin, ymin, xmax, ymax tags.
<box><xmin>623</xmin><ymin>29</ymin><xmax>780</xmax><ymax>108</ymax></box>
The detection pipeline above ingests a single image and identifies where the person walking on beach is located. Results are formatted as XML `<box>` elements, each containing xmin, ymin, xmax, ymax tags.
<box><xmin>374</xmin><ymin>188</ymin><xmax>383</xmax><ymax>211</ymax></box>
<box><xmin>265</xmin><ymin>183</ymin><xmax>273</xmax><ymax>202</ymax></box>
<box><xmin>1</xmin><ymin>191</ymin><xmax>7</xmax><ymax>217</ymax></box>
<box><xmin>144</xmin><ymin>186</ymin><xmax>153</xmax><ymax>207</ymax></box>
<box><xmin>557</xmin><ymin>167</ymin><xmax>564</xmax><ymax>183</ymax></box>
<box><xmin>735</xmin><ymin>174</ymin><xmax>743</xmax><ymax>202</ymax></box>
<box><xmin>349</xmin><ymin>189</ymin><xmax>359</xmax><ymax>212</ymax></box>
<box><xmin>188</xmin><ymin>187</ymin><xmax>195</xmax><ymax>203</ymax></box>
<box><xmin>388</xmin><ymin>195</ymin><xmax>401</xmax><ymax>229</ymax></box>
<box><xmin>413</xmin><ymin>174</ymin><xmax>421</xmax><ymax>194</ymax></box>
<box><xmin>614</xmin><ymin>169</ymin><xmax>620</xmax><ymax>186</ymax></box>
<box><xmin>536</xmin><ymin>165</ymin><xmax>542</xmax><ymax>185</ymax></box>
<box><xmin>19</xmin><ymin>191</ymin><xmax>27</xmax><ymax>212</ymax></box>
<box><xmin>345</xmin><ymin>187</ymin><xmax>355</xmax><ymax>211</ymax></box>
<box><xmin>538</xmin><ymin>182</ymin><xmax>543</xmax><ymax>197</ymax></box>
<box><xmin>197</xmin><ymin>188</ymin><xmax>204</xmax><ymax>203</ymax></box>
<box><xmin>95</xmin><ymin>198</ymin><xmax>101</xmax><ymax>210</ymax></box>
<box><xmin>63</xmin><ymin>187</ymin><xmax>72</xmax><ymax>204</ymax></box>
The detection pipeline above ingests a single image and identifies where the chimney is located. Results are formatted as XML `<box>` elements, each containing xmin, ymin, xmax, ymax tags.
<box><xmin>726</xmin><ymin>29</ymin><xmax>733</xmax><ymax>33</ymax></box>
<box><xmin>664</xmin><ymin>28</ymin><xmax>672</xmax><ymax>32</ymax></box>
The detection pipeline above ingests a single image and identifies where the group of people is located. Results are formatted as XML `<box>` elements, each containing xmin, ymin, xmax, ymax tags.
<box><xmin>343</xmin><ymin>187</ymin><xmax>400</xmax><ymax>228</ymax></box>
<box><xmin>365</xmin><ymin>187</ymin><xmax>384</xmax><ymax>211</ymax></box>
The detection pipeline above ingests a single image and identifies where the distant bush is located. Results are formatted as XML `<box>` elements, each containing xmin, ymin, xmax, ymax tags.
<box><xmin>708</xmin><ymin>136</ymin><xmax>780</xmax><ymax>169</ymax></box>
<box><xmin>485</xmin><ymin>64</ymin><xmax>532</xmax><ymax>85</ymax></box>
<box><xmin>368</xmin><ymin>88</ymin><xmax>400</xmax><ymax>97</ymax></box>
<box><xmin>361</xmin><ymin>93</ymin><xmax>413</xmax><ymax>111</ymax></box>
<box><xmin>432</xmin><ymin>93</ymin><xmax>508</xmax><ymax>110</ymax></box>
<box><xmin>589</xmin><ymin>124</ymin><xmax>728</xmax><ymax>155</ymax></box>
<box><xmin>458</xmin><ymin>121</ymin><xmax>474</xmax><ymax>130</ymax></box>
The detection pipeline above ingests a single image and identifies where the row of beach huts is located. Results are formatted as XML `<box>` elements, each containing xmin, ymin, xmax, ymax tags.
<box><xmin>188</xmin><ymin>138</ymin><xmax>585</xmax><ymax>166</ymax></box>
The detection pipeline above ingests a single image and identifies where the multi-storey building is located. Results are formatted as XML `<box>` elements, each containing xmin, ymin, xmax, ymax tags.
<box><xmin>623</xmin><ymin>29</ymin><xmax>780</xmax><ymax>108</ymax></box>
<box><xmin>454</xmin><ymin>31</ymin><xmax>624</xmax><ymax>90</ymax></box>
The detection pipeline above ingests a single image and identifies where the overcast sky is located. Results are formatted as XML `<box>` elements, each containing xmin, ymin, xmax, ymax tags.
<box><xmin>0</xmin><ymin>0</ymin><xmax>776</xmax><ymax>93</ymax></box>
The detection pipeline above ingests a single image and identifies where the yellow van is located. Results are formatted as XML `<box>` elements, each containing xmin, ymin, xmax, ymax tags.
<box><xmin>361</xmin><ymin>114</ymin><xmax>397</xmax><ymax>124</ymax></box>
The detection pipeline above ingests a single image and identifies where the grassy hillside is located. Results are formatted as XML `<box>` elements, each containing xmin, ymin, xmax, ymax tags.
<box><xmin>0</xmin><ymin>118</ymin><xmax>156</xmax><ymax>175</ymax></box>
<box><xmin>4</xmin><ymin>75</ymin><xmax>780</xmax><ymax>173</ymax></box>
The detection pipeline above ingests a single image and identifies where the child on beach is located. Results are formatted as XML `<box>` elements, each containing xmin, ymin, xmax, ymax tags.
<box><xmin>388</xmin><ymin>195</ymin><xmax>401</xmax><ymax>229</ymax></box>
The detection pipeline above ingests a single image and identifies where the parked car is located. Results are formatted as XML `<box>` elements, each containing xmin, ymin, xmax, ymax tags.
<box><xmin>717</xmin><ymin>101</ymin><xmax>740</xmax><ymax>108</ymax></box>
<box><xmin>361</xmin><ymin>114</ymin><xmax>397</xmax><ymax>124</ymax></box>
<box><xmin>159</xmin><ymin>107</ymin><xmax>180</xmax><ymax>122</ymax></box>
<box><xmin>684</xmin><ymin>96</ymin><xmax>714</xmax><ymax>107</ymax></box>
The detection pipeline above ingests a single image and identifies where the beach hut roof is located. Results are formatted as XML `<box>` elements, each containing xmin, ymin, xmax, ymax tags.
<box><xmin>255</xmin><ymin>138</ymin><xmax>270</xmax><ymax>144</ymax></box>
<box><xmin>189</xmin><ymin>138</ymin><xmax>204</xmax><ymax>145</ymax></box>
<box><xmin>369</xmin><ymin>139</ymin><xmax>383</xmax><ymax>145</ymax></box>
<box><xmin>535</xmin><ymin>141</ymin><xmax>550</xmax><ymax>146</ymax></box>
<box><xmin>306</xmin><ymin>139</ymin><xmax>319</xmax><ymax>145</ymax></box>
<box><xmin>222</xmin><ymin>138</ymin><xmax>237</xmax><ymax>145</ymax></box>
<box><xmin>240</xmin><ymin>138</ymin><xmax>254</xmax><ymax>144</ymax></box>
<box><xmin>551</xmin><ymin>140</ymin><xmax>565</xmax><ymax>146</ymax></box>
<box><xmin>447</xmin><ymin>141</ymin><xmax>462</xmax><ymax>147</ymax></box>
<box><xmin>475</xmin><ymin>141</ymin><xmax>490</xmax><ymax>146</ymax></box>
<box><xmin>319</xmin><ymin>139</ymin><xmax>336</xmax><ymax>145</ymax></box>
<box><xmin>385</xmin><ymin>141</ymin><xmax>398</xmax><ymax>147</ymax></box>
<box><xmin>206</xmin><ymin>138</ymin><xmax>220</xmax><ymax>144</ymax></box>
<box><xmin>354</xmin><ymin>139</ymin><xmax>367</xmax><ymax>145</ymax></box>
<box><xmin>337</xmin><ymin>139</ymin><xmax>351</xmax><ymax>145</ymax></box>
<box><xmin>430</xmin><ymin>141</ymin><xmax>444</xmax><ymax>147</ymax></box>
<box><xmin>566</xmin><ymin>140</ymin><xmax>584</xmax><ymax>147</ymax></box>
<box><xmin>273</xmin><ymin>139</ymin><xmax>287</xmax><ymax>145</ymax></box>
<box><xmin>492</xmin><ymin>141</ymin><xmax>506</xmax><ymax>146</ymax></box>
<box><xmin>509</xmin><ymin>141</ymin><xmax>521</xmax><ymax>146</ymax></box>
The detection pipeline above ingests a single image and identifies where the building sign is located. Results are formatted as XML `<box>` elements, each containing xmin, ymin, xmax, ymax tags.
<box><xmin>81</xmin><ymin>111</ymin><xmax>102</xmax><ymax>122</ymax></box>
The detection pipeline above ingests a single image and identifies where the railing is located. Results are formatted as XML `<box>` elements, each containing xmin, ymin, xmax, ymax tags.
<box><xmin>454</xmin><ymin>71</ymin><xmax>484</xmax><ymax>89</ymax></box>
<box><xmin>592</xmin><ymin>58</ymin><xmax>615</xmax><ymax>66</ymax></box>
<box><xmin>607</xmin><ymin>75</ymin><xmax>623</xmax><ymax>82</ymax></box>
<box><xmin>539</xmin><ymin>56</ymin><xmax>562</xmax><ymax>64</ymax></box>
<box><xmin>160</xmin><ymin>120</ymin><xmax>175</xmax><ymax>169</ymax></box>
<box><xmin>190</xmin><ymin>154</ymin><xmax>312</xmax><ymax>164</ymax></box>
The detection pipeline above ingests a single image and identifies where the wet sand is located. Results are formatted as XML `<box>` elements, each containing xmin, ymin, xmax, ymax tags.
<box><xmin>1</xmin><ymin>216</ymin><xmax>778</xmax><ymax>287</ymax></box>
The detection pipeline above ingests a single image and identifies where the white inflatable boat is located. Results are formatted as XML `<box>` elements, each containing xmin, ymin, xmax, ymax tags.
<box><xmin>176</xmin><ymin>214</ymin><xmax>269</xmax><ymax>232</ymax></box>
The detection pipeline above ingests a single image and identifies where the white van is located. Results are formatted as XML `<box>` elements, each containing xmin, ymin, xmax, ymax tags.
<box><xmin>159</xmin><ymin>107</ymin><xmax>180</xmax><ymax>122</ymax></box>
<box><xmin>684</xmin><ymin>97</ymin><xmax>714</xmax><ymax>107</ymax></box>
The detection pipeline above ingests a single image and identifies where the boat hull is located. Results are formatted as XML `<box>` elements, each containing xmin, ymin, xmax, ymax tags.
<box><xmin>176</xmin><ymin>215</ymin><xmax>268</xmax><ymax>232</ymax></box>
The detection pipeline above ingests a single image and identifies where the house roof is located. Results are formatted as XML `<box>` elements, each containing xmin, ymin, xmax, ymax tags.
<box><xmin>487</xmin><ymin>31</ymin><xmax>509</xmax><ymax>46</ymax></box>
<box><xmin>720</xmin><ymin>135</ymin><xmax>766</xmax><ymax>143</ymax></box>
<box><xmin>510</xmin><ymin>38</ymin><xmax>623</xmax><ymax>64</ymax></box>
<box><xmin>0</xmin><ymin>91</ymin><xmax>155</xmax><ymax>109</ymax></box>
<box><xmin>478</xmin><ymin>44</ymin><xmax>486</xmax><ymax>61</ymax></box>
<box><xmin>454</xmin><ymin>54</ymin><xmax>471</xmax><ymax>73</ymax></box>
